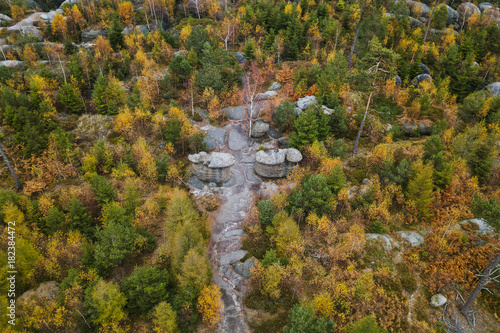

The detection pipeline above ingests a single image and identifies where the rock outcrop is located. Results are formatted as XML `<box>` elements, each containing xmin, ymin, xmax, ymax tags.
<box><xmin>251</xmin><ymin>119</ymin><xmax>269</xmax><ymax>138</ymax></box>
<box><xmin>485</xmin><ymin>82</ymin><xmax>500</xmax><ymax>96</ymax></box>
<box><xmin>254</xmin><ymin>148</ymin><xmax>302</xmax><ymax>178</ymax></box>
<box><xmin>458</xmin><ymin>2</ymin><xmax>481</xmax><ymax>25</ymax></box>
<box><xmin>188</xmin><ymin>152</ymin><xmax>236</xmax><ymax>183</ymax></box>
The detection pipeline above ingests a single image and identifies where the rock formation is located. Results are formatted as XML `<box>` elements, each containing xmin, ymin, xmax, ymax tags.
<box><xmin>188</xmin><ymin>151</ymin><xmax>236</xmax><ymax>183</ymax></box>
<box><xmin>254</xmin><ymin>148</ymin><xmax>302</xmax><ymax>178</ymax></box>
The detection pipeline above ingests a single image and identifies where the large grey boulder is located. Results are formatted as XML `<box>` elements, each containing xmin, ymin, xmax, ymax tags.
<box><xmin>233</xmin><ymin>257</ymin><xmax>256</xmax><ymax>278</ymax></box>
<box><xmin>40</xmin><ymin>11</ymin><xmax>59</xmax><ymax>23</ymax></box>
<box><xmin>295</xmin><ymin>95</ymin><xmax>317</xmax><ymax>111</ymax></box>
<box><xmin>219</xmin><ymin>250</ymin><xmax>248</xmax><ymax>266</ymax></box>
<box><xmin>18</xmin><ymin>281</ymin><xmax>60</xmax><ymax>309</ymax></box>
<box><xmin>203</xmin><ymin>137</ymin><xmax>218</xmax><ymax>151</ymax></box>
<box><xmin>6</xmin><ymin>13</ymin><xmax>43</xmax><ymax>40</ymax></box>
<box><xmin>82</xmin><ymin>28</ymin><xmax>107</xmax><ymax>41</ymax></box>
<box><xmin>479</xmin><ymin>2</ymin><xmax>493</xmax><ymax>12</ymax></box>
<box><xmin>420</xmin><ymin>64</ymin><xmax>430</xmax><ymax>75</ymax></box>
<box><xmin>26</xmin><ymin>0</ymin><xmax>42</xmax><ymax>10</ymax></box>
<box><xmin>460</xmin><ymin>218</ymin><xmax>495</xmax><ymax>235</ymax></box>
<box><xmin>231</xmin><ymin>52</ymin><xmax>247</xmax><ymax>64</ymax></box>
<box><xmin>445</xmin><ymin>5</ymin><xmax>459</xmax><ymax>27</ymax></box>
<box><xmin>485</xmin><ymin>82</ymin><xmax>500</xmax><ymax>96</ymax></box>
<box><xmin>268</xmin><ymin>82</ymin><xmax>282</xmax><ymax>91</ymax></box>
<box><xmin>222</xmin><ymin>105</ymin><xmax>246</xmax><ymax>121</ymax></box>
<box><xmin>228</xmin><ymin>130</ymin><xmax>249</xmax><ymax>151</ymax></box>
<box><xmin>430</xmin><ymin>294</ymin><xmax>447</xmax><ymax>307</ymax></box>
<box><xmin>0</xmin><ymin>60</ymin><xmax>23</xmax><ymax>68</ymax></box>
<box><xmin>366</xmin><ymin>234</ymin><xmax>399</xmax><ymax>251</ymax></box>
<box><xmin>0</xmin><ymin>14</ymin><xmax>12</xmax><ymax>24</ymax></box>
<box><xmin>136</xmin><ymin>25</ymin><xmax>151</xmax><ymax>35</ymax></box>
<box><xmin>173</xmin><ymin>50</ymin><xmax>187</xmax><ymax>57</ymax></box>
<box><xmin>396</xmin><ymin>231</ymin><xmax>425</xmax><ymax>247</ymax></box>
<box><xmin>410</xmin><ymin>73</ymin><xmax>432</xmax><ymax>86</ymax></box>
<box><xmin>406</xmin><ymin>0</ymin><xmax>431</xmax><ymax>17</ymax></box>
<box><xmin>458</xmin><ymin>2</ymin><xmax>481</xmax><ymax>25</ymax></box>
<box><xmin>256</xmin><ymin>90</ymin><xmax>277</xmax><ymax>101</ymax></box>
<box><xmin>206</xmin><ymin>128</ymin><xmax>226</xmax><ymax>145</ymax></box>
<box><xmin>251</xmin><ymin>120</ymin><xmax>269</xmax><ymax>138</ymax></box>
<box><xmin>409</xmin><ymin>16</ymin><xmax>424</xmax><ymax>28</ymax></box>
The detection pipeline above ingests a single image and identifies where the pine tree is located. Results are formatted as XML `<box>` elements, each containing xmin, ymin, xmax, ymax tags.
<box><xmin>93</xmin><ymin>73</ymin><xmax>107</xmax><ymax>114</ymax></box>
<box><xmin>406</xmin><ymin>161</ymin><xmax>434</xmax><ymax>219</ymax></box>
<box><xmin>108</xmin><ymin>17</ymin><xmax>124</xmax><ymax>51</ymax></box>
<box><xmin>59</xmin><ymin>82</ymin><xmax>84</xmax><ymax>114</ymax></box>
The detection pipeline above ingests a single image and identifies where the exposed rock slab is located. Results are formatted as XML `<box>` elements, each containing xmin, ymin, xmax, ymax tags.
<box><xmin>295</xmin><ymin>95</ymin><xmax>317</xmax><ymax>111</ymax></box>
<box><xmin>228</xmin><ymin>131</ymin><xmax>250</xmax><ymax>151</ymax></box>
<box><xmin>461</xmin><ymin>218</ymin><xmax>495</xmax><ymax>235</ymax></box>
<box><xmin>366</xmin><ymin>233</ymin><xmax>398</xmax><ymax>251</ymax></box>
<box><xmin>396</xmin><ymin>231</ymin><xmax>425</xmax><ymax>247</ymax></box>
<box><xmin>485</xmin><ymin>82</ymin><xmax>500</xmax><ymax>96</ymax></box>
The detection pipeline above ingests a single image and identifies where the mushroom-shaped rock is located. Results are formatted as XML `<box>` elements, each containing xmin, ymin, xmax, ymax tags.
<box><xmin>254</xmin><ymin>148</ymin><xmax>302</xmax><ymax>178</ymax></box>
<box><xmin>188</xmin><ymin>152</ymin><xmax>236</xmax><ymax>183</ymax></box>
<box><xmin>485</xmin><ymin>82</ymin><xmax>500</xmax><ymax>96</ymax></box>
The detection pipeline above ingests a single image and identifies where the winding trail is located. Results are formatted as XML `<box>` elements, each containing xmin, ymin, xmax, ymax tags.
<box><xmin>189</xmin><ymin>122</ymin><xmax>279</xmax><ymax>332</ymax></box>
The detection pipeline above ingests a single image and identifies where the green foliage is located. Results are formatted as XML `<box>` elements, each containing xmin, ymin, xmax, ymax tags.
<box><xmin>68</xmin><ymin>198</ymin><xmax>95</xmax><ymax>239</ymax></box>
<box><xmin>257</xmin><ymin>200</ymin><xmax>276</xmax><ymax>226</ymax></box>
<box><xmin>326</xmin><ymin>138</ymin><xmax>349</xmax><ymax>158</ymax></box>
<box><xmin>396</xmin><ymin>262</ymin><xmax>417</xmax><ymax>292</ymax></box>
<box><xmin>169</xmin><ymin>55</ymin><xmax>193</xmax><ymax>87</ymax></box>
<box><xmin>288</xmin><ymin>174</ymin><xmax>333</xmax><ymax>217</ymax></box>
<box><xmin>262</xmin><ymin>249</ymin><xmax>286</xmax><ymax>267</ymax></box>
<box><xmin>377</xmin><ymin>158</ymin><xmax>410</xmax><ymax>190</ymax></box>
<box><xmin>86</xmin><ymin>279</ymin><xmax>127</xmax><ymax>327</ymax></box>
<box><xmin>433</xmin><ymin>5</ymin><xmax>448</xmax><ymax>30</ymax></box>
<box><xmin>471</xmin><ymin>192</ymin><xmax>500</xmax><ymax>232</ymax></box>
<box><xmin>186</xmin><ymin>25</ymin><xmax>211</xmax><ymax>56</ymax></box>
<box><xmin>290</xmin><ymin>106</ymin><xmax>330</xmax><ymax>149</ymax></box>
<box><xmin>108</xmin><ymin>17</ymin><xmax>124</xmax><ymax>51</ymax></box>
<box><xmin>93</xmin><ymin>203</ymin><xmax>136</xmax><ymax>274</ymax></box>
<box><xmin>152</xmin><ymin>302</ymin><xmax>178</xmax><ymax>332</ymax></box>
<box><xmin>122</xmin><ymin>265</ymin><xmax>169</xmax><ymax>314</ymax></box>
<box><xmin>326</xmin><ymin>165</ymin><xmax>346</xmax><ymax>196</ymax></box>
<box><xmin>196</xmin><ymin>63</ymin><xmax>224</xmax><ymax>92</ymax></box>
<box><xmin>41</xmin><ymin>206</ymin><xmax>66</xmax><ymax>234</ymax></box>
<box><xmin>274</xmin><ymin>100</ymin><xmax>296</xmax><ymax>131</ymax></box>
<box><xmin>59</xmin><ymin>82</ymin><xmax>84</xmax><ymax>114</ymax></box>
<box><xmin>368</xmin><ymin>221</ymin><xmax>387</xmax><ymax>234</ymax></box>
<box><xmin>347</xmin><ymin>315</ymin><xmax>387</xmax><ymax>333</ymax></box>
<box><xmin>423</xmin><ymin>135</ymin><xmax>453</xmax><ymax>189</ymax></box>
<box><xmin>89</xmin><ymin>174</ymin><xmax>116</xmax><ymax>206</ymax></box>
<box><xmin>243</xmin><ymin>38</ymin><xmax>257</xmax><ymax>60</ymax></box>
<box><xmin>178</xmin><ymin>248</ymin><xmax>213</xmax><ymax>302</ymax></box>
<box><xmin>284</xmin><ymin>304</ymin><xmax>334</xmax><ymax>333</ymax></box>
<box><xmin>469</xmin><ymin>138</ymin><xmax>494</xmax><ymax>184</ymax></box>
<box><xmin>93</xmin><ymin>73</ymin><xmax>107</xmax><ymax>114</ymax></box>
<box><xmin>406</xmin><ymin>161</ymin><xmax>434</xmax><ymax>219</ymax></box>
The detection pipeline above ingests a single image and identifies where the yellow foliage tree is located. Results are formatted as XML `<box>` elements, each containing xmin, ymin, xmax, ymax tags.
<box><xmin>197</xmin><ymin>284</ymin><xmax>222</xmax><ymax>327</ymax></box>
<box><xmin>51</xmin><ymin>13</ymin><xmax>67</xmax><ymax>40</ymax></box>
<box><xmin>118</xmin><ymin>1</ymin><xmax>134</xmax><ymax>26</ymax></box>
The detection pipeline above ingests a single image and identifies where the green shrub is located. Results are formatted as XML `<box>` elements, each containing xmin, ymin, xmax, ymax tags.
<box><xmin>284</xmin><ymin>304</ymin><xmax>334</xmax><ymax>333</ymax></box>
<box><xmin>257</xmin><ymin>200</ymin><xmax>276</xmax><ymax>226</ymax></box>
<box><xmin>368</xmin><ymin>221</ymin><xmax>387</xmax><ymax>234</ymax></box>
<box><xmin>122</xmin><ymin>265</ymin><xmax>169</xmax><ymax>314</ymax></box>
<box><xmin>396</xmin><ymin>262</ymin><xmax>417</xmax><ymax>293</ymax></box>
<box><xmin>274</xmin><ymin>100</ymin><xmax>296</xmax><ymax>131</ymax></box>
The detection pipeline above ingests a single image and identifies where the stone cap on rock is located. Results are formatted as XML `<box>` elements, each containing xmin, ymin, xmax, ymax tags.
<box><xmin>188</xmin><ymin>152</ymin><xmax>236</xmax><ymax>168</ymax></box>
<box><xmin>256</xmin><ymin>148</ymin><xmax>302</xmax><ymax>165</ymax></box>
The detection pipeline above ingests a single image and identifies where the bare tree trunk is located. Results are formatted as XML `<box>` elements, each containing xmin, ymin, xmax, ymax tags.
<box><xmin>347</xmin><ymin>1</ymin><xmax>367</xmax><ymax>70</ymax></box>
<box><xmin>423</xmin><ymin>0</ymin><xmax>438</xmax><ymax>44</ymax></box>
<box><xmin>352</xmin><ymin>91</ymin><xmax>373</xmax><ymax>155</ymax></box>
<box><xmin>461</xmin><ymin>250</ymin><xmax>500</xmax><ymax>316</ymax></box>
<box><xmin>0</xmin><ymin>140</ymin><xmax>21</xmax><ymax>190</ymax></box>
